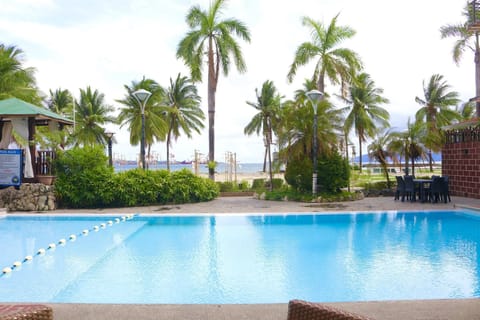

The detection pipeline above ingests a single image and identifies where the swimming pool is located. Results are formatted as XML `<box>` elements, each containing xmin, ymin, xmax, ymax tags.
<box><xmin>0</xmin><ymin>211</ymin><xmax>479</xmax><ymax>303</ymax></box>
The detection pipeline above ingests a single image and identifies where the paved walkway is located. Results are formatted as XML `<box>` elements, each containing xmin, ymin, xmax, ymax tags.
<box><xmin>39</xmin><ymin>194</ymin><xmax>480</xmax><ymax>215</ymax></box>
<box><xmin>11</xmin><ymin>195</ymin><xmax>480</xmax><ymax>319</ymax></box>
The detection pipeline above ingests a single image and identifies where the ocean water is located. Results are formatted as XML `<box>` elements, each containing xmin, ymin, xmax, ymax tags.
<box><xmin>114</xmin><ymin>162</ymin><xmax>265</xmax><ymax>174</ymax></box>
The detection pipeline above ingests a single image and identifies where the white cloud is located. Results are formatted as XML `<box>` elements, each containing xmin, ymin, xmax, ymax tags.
<box><xmin>0</xmin><ymin>0</ymin><xmax>473</xmax><ymax>163</ymax></box>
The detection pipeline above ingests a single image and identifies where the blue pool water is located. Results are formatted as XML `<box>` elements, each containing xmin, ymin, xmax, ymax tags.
<box><xmin>0</xmin><ymin>211</ymin><xmax>479</xmax><ymax>304</ymax></box>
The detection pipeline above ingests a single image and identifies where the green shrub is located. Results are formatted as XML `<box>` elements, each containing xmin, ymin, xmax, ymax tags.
<box><xmin>238</xmin><ymin>180</ymin><xmax>250</xmax><ymax>190</ymax></box>
<box><xmin>284</xmin><ymin>157</ymin><xmax>313</xmax><ymax>192</ymax></box>
<box><xmin>54</xmin><ymin>147</ymin><xmax>218</xmax><ymax>208</ymax></box>
<box><xmin>252</xmin><ymin>178</ymin><xmax>266</xmax><ymax>190</ymax></box>
<box><xmin>54</xmin><ymin>146</ymin><xmax>114</xmax><ymax>208</ymax></box>
<box><xmin>317</xmin><ymin>151</ymin><xmax>350</xmax><ymax>193</ymax></box>
<box><xmin>217</xmin><ymin>181</ymin><xmax>235</xmax><ymax>192</ymax></box>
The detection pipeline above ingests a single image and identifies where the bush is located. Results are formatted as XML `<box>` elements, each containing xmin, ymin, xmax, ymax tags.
<box><xmin>54</xmin><ymin>146</ymin><xmax>114</xmax><ymax>208</ymax></box>
<box><xmin>54</xmin><ymin>147</ymin><xmax>218</xmax><ymax>208</ymax></box>
<box><xmin>317</xmin><ymin>151</ymin><xmax>350</xmax><ymax>193</ymax></box>
<box><xmin>284</xmin><ymin>157</ymin><xmax>313</xmax><ymax>192</ymax></box>
<box><xmin>285</xmin><ymin>151</ymin><xmax>349</xmax><ymax>194</ymax></box>
<box><xmin>252</xmin><ymin>178</ymin><xmax>266</xmax><ymax>190</ymax></box>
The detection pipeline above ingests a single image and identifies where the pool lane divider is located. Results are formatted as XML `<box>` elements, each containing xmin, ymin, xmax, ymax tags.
<box><xmin>1</xmin><ymin>213</ymin><xmax>137</xmax><ymax>277</ymax></box>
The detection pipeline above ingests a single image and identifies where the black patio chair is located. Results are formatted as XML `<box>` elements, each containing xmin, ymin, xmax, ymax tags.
<box><xmin>428</xmin><ymin>176</ymin><xmax>444</xmax><ymax>203</ymax></box>
<box><xmin>441</xmin><ymin>175</ymin><xmax>451</xmax><ymax>203</ymax></box>
<box><xmin>404</xmin><ymin>175</ymin><xmax>417</xmax><ymax>202</ymax></box>
<box><xmin>394</xmin><ymin>176</ymin><xmax>406</xmax><ymax>201</ymax></box>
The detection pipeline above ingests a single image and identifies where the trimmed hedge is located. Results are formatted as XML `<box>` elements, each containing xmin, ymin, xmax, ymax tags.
<box><xmin>54</xmin><ymin>146</ymin><xmax>219</xmax><ymax>209</ymax></box>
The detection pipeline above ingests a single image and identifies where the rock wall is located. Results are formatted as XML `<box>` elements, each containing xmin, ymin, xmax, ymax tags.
<box><xmin>0</xmin><ymin>184</ymin><xmax>56</xmax><ymax>212</ymax></box>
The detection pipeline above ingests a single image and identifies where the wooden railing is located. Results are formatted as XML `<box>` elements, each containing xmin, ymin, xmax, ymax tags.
<box><xmin>34</xmin><ymin>150</ymin><xmax>56</xmax><ymax>175</ymax></box>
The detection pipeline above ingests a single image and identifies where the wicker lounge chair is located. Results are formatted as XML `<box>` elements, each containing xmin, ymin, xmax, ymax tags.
<box><xmin>287</xmin><ymin>300</ymin><xmax>372</xmax><ymax>320</ymax></box>
<box><xmin>0</xmin><ymin>304</ymin><xmax>53</xmax><ymax>320</ymax></box>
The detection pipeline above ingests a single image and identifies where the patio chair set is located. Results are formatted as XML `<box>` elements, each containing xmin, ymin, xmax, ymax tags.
<box><xmin>394</xmin><ymin>175</ymin><xmax>451</xmax><ymax>203</ymax></box>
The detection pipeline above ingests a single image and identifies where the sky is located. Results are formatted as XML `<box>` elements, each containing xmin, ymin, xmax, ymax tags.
<box><xmin>0</xmin><ymin>0</ymin><xmax>473</xmax><ymax>164</ymax></box>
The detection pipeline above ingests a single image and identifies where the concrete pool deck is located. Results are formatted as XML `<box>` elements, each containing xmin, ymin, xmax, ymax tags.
<box><xmin>13</xmin><ymin>195</ymin><xmax>480</xmax><ymax>319</ymax></box>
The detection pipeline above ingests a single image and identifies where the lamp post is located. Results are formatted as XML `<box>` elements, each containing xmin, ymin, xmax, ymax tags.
<box><xmin>306</xmin><ymin>89</ymin><xmax>324</xmax><ymax>196</ymax></box>
<box><xmin>105</xmin><ymin>131</ymin><xmax>114</xmax><ymax>167</ymax></box>
<box><xmin>132</xmin><ymin>89</ymin><xmax>152</xmax><ymax>170</ymax></box>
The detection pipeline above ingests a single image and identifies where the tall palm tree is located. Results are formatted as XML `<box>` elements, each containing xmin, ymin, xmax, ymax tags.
<box><xmin>73</xmin><ymin>86</ymin><xmax>116</xmax><ymax>147</ymax></box>
<box><xmin>440</xmin><ymin>2</ymin><xmax>480</xmax><ymax>116</ymax></box>
<box><xmin>415</xmin><ymin>74</ymin><xmax>461</xmax><ymax>171</ymax></box>
<box><xmin>244</xmin><ymin>80</ymin><xmax>282</xmax><ymax>185</ymax></box>
<box><xmin>162</xmin><ymin>73</ymin><xmax>204</xmax><ymax>171</ymax></box>
<box><xmin>368</xmin><ymin>130</ymin><xmax>396</xmax><ymax>188</ymax></box>
<box><xmin>0</xmin><ymin>44</ymin><xmax>40</xmax><ymax>103</ymax></box>
<box><xmin>343</xmin><ymin>72</ymin><xmax>390</xmax><ymax>172</ymax></box>
<box><xmin>117</xmin><ymin>78</ymin><xmax>167</xmax><ymax>167</ymax></box>
<box><xmin>177</xmin><ymin>0</ymin><xmax>251</xmax><ymax>180</ymax></box>
<box><xmin>287</xmin><ymin>14</ymin><xmax>362</xmax><ymax>95</ymax></box>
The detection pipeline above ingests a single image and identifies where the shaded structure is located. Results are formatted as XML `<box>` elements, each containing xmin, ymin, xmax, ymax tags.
<box><xmin>0</xmin><ymin>98</ymin><xmax>73</xmax><ymax>183</ymax></box>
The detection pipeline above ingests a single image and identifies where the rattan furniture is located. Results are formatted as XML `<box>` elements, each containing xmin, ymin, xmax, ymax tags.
<box><xmin>287</xmin><ymin>300</ymin><xmax>372</xmax><ymax>320</ymax></box>
<box><xmin>0</xmin><ymin>304</ymin><xmax>53</xmax><ymax>320</ymax></box>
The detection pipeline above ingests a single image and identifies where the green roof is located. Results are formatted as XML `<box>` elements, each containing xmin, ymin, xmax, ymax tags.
<box><xmin>0</xmin><ymin>97</ymin><xmax>73</xmax><ymax>125</ymax></box>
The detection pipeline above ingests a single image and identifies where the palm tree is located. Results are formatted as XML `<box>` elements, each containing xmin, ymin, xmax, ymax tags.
<box><xmin>456</xmin><ymin>100</ymin><xmax>476</xmax><ymax>120</ymax></box>
<box><xmin>117</xmin><ymin>78</ymin><xmax>167</xmax><ymax>167</ymax></box>
<box><xmin>244</xmin><ymin>80</ymin><xmax>282</xmax><ymax>188</ymax></box>
<box><xmin>440</xmin><ymin>2</ymin><xmax>480</xmax><ymax>116</ymax></box>
<box><xmin>47</xmin><ymin>88</ymin><xmax>74</xmax><ymax>116</ymax></box>
<box><xmin>287</xmin><ymin>14</ymin><xmax>362</xmax><ymax>95</ymax></box>
<box><xmin>281</xmin><ymin>80</ymin><xmax>342</xmax><ymax>163</ymax></box>
<box><xmin>343</xmin><ymin>73</ymin><xmax>390</xmax><ymax>172</ymax></box>
<box><xmin>368</xmin><ymin>130</ymin><xmax>396</xmax><ymax>188</ymax></box>
<box><xmin>0</xmin><ymin>44</ymin><xmax>40</xmax><ymax>103</ymax></box>
<box><xmin>162</xmin><ymin>73</ymin><xmax>204</xmax><ymax>171</ymax></box>
<box><xmin>389</xmin><ymin>119</ymin><xmax>427</xmax><ymax>177</ymax></box>
<box><xmin>177</xmin><ymin>0</ymin><xmax>251</xmax><ymax>180</ymax></box>
<box><xmin>41</xmin><ymin>88</ymin><xmax>75</xmax><ymax>149</ymax></box>
<box><xmin>415</xmin><ymin>74</ymin><xmax>461</xmax><ymax>171</ymax></box>
<box><xmin>73</xmin><ymin>86</ymin><xmax>116</xmax><ymax>147</ymax></box>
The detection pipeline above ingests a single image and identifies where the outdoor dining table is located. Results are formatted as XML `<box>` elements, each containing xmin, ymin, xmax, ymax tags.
<box><xmin>413</xmin><ymin>179</ymin><xmax>433</xmax><ymax>203</ymax></box>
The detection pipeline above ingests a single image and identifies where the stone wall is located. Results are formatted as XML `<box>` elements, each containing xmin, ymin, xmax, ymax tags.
<box><xmin>0</xmin><ymin>183</ymin><xmax>56</xmax><ymax>212</ymax></box>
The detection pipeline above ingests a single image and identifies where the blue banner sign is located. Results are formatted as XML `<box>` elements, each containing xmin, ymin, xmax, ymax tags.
<box><xmin>0</xmin><ymin>149</ymin><xmax>22</xmax><ymax>187</ymax></box>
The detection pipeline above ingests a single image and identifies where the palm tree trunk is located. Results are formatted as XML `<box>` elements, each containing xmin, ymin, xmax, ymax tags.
<box><xmin>263</xmin><ymin>147</ymin><xmax>267</xmax><ymax>172</ymax></box>
<box><xmin>208</xmin><ymin>38</ymin><xmax>216</xmax><ymax>180</ymax></box>
<box><xmin>358</xmin><ymin>136</ymin><xmax>362</xmax><ymax>173</ymax></box>
<box><xmin>475</xmin><ymin>32</ymin><xmax>480</xmax><ymax>117</ymax></box>
<box><xmin>428</xmin><ymin>150</ymin><xmax>433</xmax><ymax>172</ymax></box>
<box><xmin>166</xmin><ymin>131</ymin><xmax>171</xmax><ymax>171</ymax></box>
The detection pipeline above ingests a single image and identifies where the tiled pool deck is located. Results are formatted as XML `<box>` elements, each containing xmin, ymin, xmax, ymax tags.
<box><xmin>9</xmin><ymin>195</ymin><xmax>480</xmax><ymax>319</ymax></box>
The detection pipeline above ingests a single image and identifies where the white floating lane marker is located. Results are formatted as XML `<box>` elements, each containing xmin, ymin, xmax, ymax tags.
<box><xmin>48</xmin><ymin>243</ymin><xmax>56</xmax><ymax>250</ymax></box>
<box><xmin>114</xmin><ymin>218</ymin><xmax>120</xmax><ymax>224</ymax></box>
<box><xmin>13</xmin><ymin>261</ymin><xmax>22</xmax><ymax>268</ymax></box>
<box><xmin>58</xmin><ymin>239</ymin><xmax>66</xmax><ymax>246</ymax></box>
<box><xmin>93</xmin><ymin>225</ymin><xmax>99</xmax><ymax>231</ymax></box>
<box><xmin>100</xmin><ymin>223</ymin><xmax>106</xmax><ymax>229</ymax></box>
<box><xmin>37</xmin><ymin>248</ymin><xmax>46</xmax><ymax>255</ymax></box>
<box><xmin>24</xmin><ymin>255</ymin><xmax>33</xmax><ymax>262</ymax></box>
<box><xmin>82</xmin><ymin>229</ymin><xmax>89</xmax><ymax>235</ymax></box>
<box><xmin>107</xmin><ymin>220</ymin><xmax>113</xmax><ymax>226</ymax></box>
<box><xmin>2</xmin><ymin>267</ymin><xmax>12</xmax><ymax>274</ymax></box>
<box><xmin>69</xmin><ymin>234</ymin><xmax>76</xmax><ymax>241</ymax></box>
